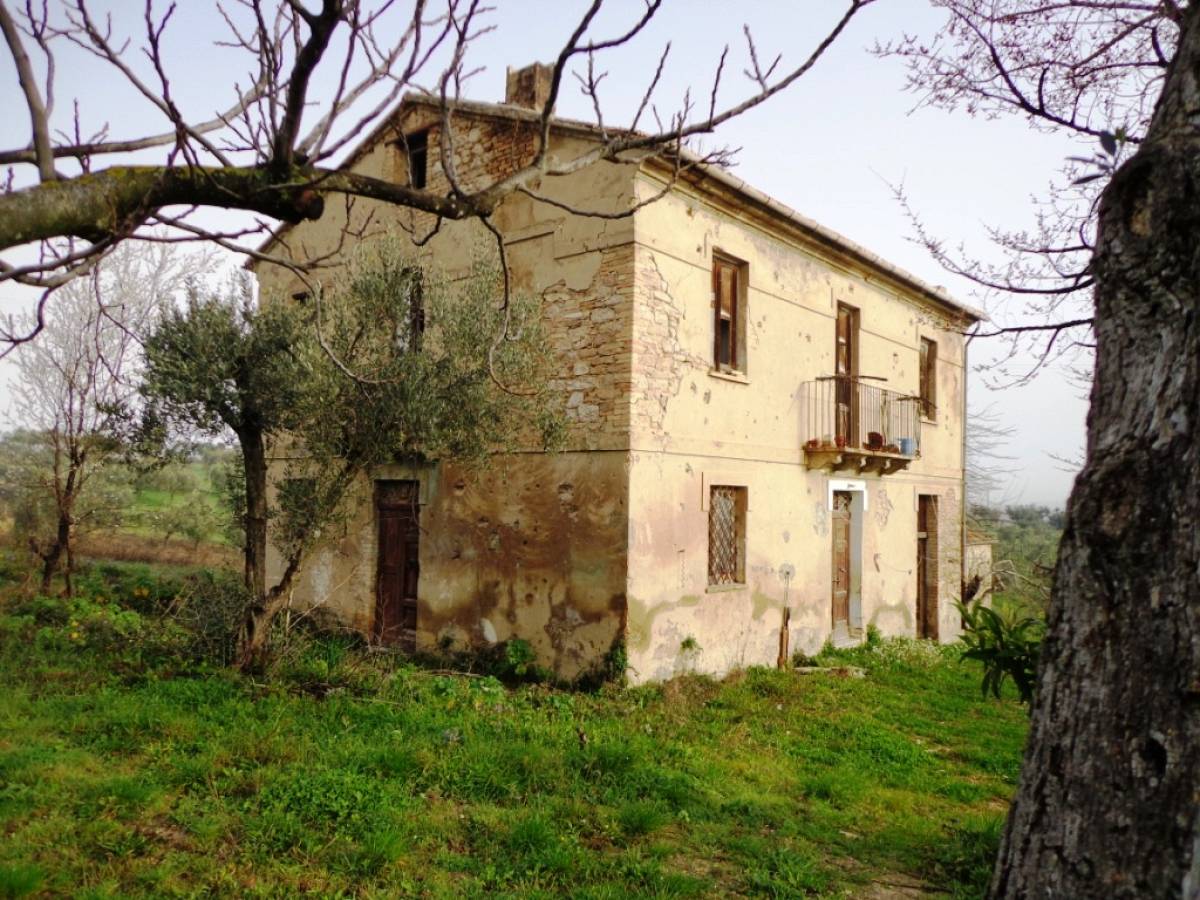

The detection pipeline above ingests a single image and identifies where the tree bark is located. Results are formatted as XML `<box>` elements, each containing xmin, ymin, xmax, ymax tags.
<box><xmin>235</xmin><ymin>426</ymin><xmax>271</xmax><ymax>669</ymax></box>
<box><xmin>0</xmin><ymin>165</ymin><xmax>472</xmax><ymax>251</ymax></box>
<box><xmin>990</xmin><ymin>8</ymin><xmax>1200</xmax><ymax>898</ymax></box>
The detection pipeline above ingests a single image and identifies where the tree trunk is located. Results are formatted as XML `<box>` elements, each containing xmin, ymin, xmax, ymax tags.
<box><xmin>990</xmin><ymin>9</ymin><xmax>1200</xmax><ymax>898</ymax></box>
<box><xmin>39</xmin><ymin>503</ymin><xmax>75</xmax><ymax>596</ymax></box>
<box><xmin>39</xmin><ymin>528</ymin><xmax>62</xmax><ymax>595</ymax></box>
<box><xmin>236</xmin><ymin>428</ymin><xmax>271</xmax><ymax>669</ymax></box>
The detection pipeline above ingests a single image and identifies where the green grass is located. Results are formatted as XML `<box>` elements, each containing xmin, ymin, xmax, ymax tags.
<box><xmin>0</xmin><ymin>567</ymin><xmax>1027</xmax><ymax>898</ymax></box>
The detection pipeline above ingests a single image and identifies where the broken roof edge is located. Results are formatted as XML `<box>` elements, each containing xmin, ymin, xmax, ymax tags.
<box><xmin>251</xmin><ymin>93</ymin><xmax>988</xmax><ymax>324</ymax></box>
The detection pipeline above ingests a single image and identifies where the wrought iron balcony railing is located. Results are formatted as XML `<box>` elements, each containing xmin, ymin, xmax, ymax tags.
<box><xmin>801</xmin><ymin>376</ymin><xmax>922</xmax><ymax>471</ymax></box>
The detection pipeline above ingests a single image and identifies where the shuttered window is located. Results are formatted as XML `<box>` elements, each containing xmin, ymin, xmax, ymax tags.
<box><xmin>919</xmin><ymin>337</ymin><xmax>937</xmax><ymax>421</ymax></box>
<box><xmin>712</xmin><ymin>255</ymin><xmax>746</xmax><ymax>372</ymax></box>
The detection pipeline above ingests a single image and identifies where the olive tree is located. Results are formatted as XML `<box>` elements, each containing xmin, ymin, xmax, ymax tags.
<box><xmin>141</xmin><ymin>237</ymin><xmax>560</xmax><ymax>668</ymax></box>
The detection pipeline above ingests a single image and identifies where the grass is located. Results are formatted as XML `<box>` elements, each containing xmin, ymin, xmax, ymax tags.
<box><xmin>0</xmin><ymin>559</ymin><xmax>1028</xmax><ymax>898</ymax></box>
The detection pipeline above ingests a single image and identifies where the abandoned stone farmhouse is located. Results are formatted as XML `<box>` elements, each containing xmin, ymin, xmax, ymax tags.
<box><xmin>255</xmin><ymin>64</ymin><xmax>983</xmax><ymax>685</ymax></box>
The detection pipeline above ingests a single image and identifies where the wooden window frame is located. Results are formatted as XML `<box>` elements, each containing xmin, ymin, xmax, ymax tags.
<box><xmin>712</xmin><ymin>253</ymin><xmax>747</xmax><ymax>375</ymax></box>
<box><xmin>405</xmin><ymin>130</ymin><xmax>429</xmax><ymax>189</ymax></box>
<box><xmin>707</xmin><ymin>485</ymin><xmax>747</xmax><ymax>588</ymax></box>
<box><xmin>919</xmin><ymin>337</ymin><xmax>938</xmax><ymax>422</ymax></box>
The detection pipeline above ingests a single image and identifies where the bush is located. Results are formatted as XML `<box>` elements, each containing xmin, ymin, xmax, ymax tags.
<box><xmin>956</xmin><ymin>599</ymin><xmax>1044</xmax><ymax>705</ymax></box>
<box><xmin>168</xmin><ymin>569</ymin><xmax>249</xmax><ymax>666</ymax></box>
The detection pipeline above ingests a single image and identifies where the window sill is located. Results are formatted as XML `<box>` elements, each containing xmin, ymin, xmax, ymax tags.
<box><xmin>708</xmin><ymin>368</ymin><xmax>750</xmax><ymax>385</ymax></box>
<box><xmin>921</xmin><ymin>416</ymin><xmax>938</xmax><ymax>426</ymax></box>
<box><xmin>706</xmin><ymin>582</ymin><xmax>747</xmax><ymax>594</ymax></box>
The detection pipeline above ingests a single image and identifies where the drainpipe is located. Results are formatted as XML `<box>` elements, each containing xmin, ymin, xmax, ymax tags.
<box><xmin>961</xmin><ymin>326</ymin><xmax>971</xmax><ymax>613</ymax></box>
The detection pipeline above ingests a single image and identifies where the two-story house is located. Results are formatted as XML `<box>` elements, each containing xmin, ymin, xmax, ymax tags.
<box><xmin>255</xmin><ymin>64</ymin><xmax>982</xmax><ymax>685</ymax></box>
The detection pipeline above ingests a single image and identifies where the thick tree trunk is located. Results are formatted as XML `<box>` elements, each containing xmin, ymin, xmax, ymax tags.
<box><xmin>990</xmin><ymin>9</ymin><xmax>1200</xmax><ymax>898</ymax></box>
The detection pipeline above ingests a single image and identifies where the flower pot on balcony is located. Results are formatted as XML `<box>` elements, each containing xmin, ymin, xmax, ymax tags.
<box><xmin>805</xmin><ymin>438</ymin><xmax>820</xmax><ymax>450</ymax></box>
<box><xmin>898</xmin><ymin>437</ymin><xmax>915</xmax><ymax>456</ymax></box>
<box><xmin>866</xmin><ymin>431</ymin><xmax>884</xmax><ymax>451</ymax></box>
<box><xmin>835</xmin><ymin>435</ymin><xmax>847</xmax><ymax>449</ymax></box>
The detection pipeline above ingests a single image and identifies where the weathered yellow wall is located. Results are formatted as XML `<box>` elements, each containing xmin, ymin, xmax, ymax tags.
<box><xmin>624</xmin><ymin>171</ymin><xmax>968</xmax><ymax>682</ymax></box>
<box><xmin>256</xmin><ymin>101</ymin><xmax>974</xmax><ymax>684</ymax></box>
<box><xmin>266</xmin><ymin>453</ymin><xmax>629</xmax><ymax>680</ymax></box>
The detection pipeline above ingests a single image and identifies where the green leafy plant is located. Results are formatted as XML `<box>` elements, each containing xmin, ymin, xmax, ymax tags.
<box><xmin>956</xmin><ymin>600</ymin><xmax>1045</xmax><ymax>705</ymax></box>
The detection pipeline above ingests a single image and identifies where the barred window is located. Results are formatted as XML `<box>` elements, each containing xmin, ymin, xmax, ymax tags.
<box><xmin>708</xmin><ymin>485</ymin><xmax>747</xmax><ymax>586</ymax></box>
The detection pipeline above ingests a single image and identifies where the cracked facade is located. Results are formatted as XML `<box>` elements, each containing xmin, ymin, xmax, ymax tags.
<box><xmin>255</xmin><ymin>69</ymin><xmax>983</xmax><ymax>684</ymax></box>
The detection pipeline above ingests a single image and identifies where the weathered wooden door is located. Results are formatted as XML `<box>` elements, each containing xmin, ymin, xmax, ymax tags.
<box><xmin>917</xmin><ymin>494</ymin><xmax>938</xmax><ymax>640</ymax></box>
<box><xmin>375</xmin><ymin>480</ymin><xmax>420</xmax><ymax>650</ymax></box>
<box><xmin>835</xmin><ymin>304</ymin><xmax>858</xmax><ymax>445</ymax></box>
<box><xmin>831</xmin><ymin>491</ymin><xmax>852</xmax><ymax>626</ymax></box>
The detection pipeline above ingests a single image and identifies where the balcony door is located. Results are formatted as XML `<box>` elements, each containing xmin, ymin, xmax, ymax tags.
<box><xmin>835</xmin><ymin>304</ymin><xmax>859</xmax><ymax>446</ymax></box>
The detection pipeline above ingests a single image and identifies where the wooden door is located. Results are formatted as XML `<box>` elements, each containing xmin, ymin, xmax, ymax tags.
<box><xmin>831</xmin><ymin>491</ymin><xmax>852</xmax><ymax>626</ymax></box>
<box><xmin>835</xmin><ymin>304</ymin><xmax>858</xmax><ymax>446</ymax></box>
<box><xmin>375</xmin><ymin>480</ymin><xmax>420</xmax><ymax>650</ymax></box>
<box><xmin>917</xmin><ymin>495</ymin><xmax>938</xmax><ymax>640</ymax></box>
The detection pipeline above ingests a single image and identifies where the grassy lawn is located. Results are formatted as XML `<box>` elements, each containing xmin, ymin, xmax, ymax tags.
<box><xmin>0</xmin><ymin>562</ymin><xmax>1027</xmax><ymax>898</ymax></box>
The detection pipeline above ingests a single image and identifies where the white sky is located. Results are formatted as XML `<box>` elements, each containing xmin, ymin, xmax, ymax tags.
<box><xmin>0</xmin><ymin>1</ymin><xmax>1090</xmax><ymax>506</ymax></box>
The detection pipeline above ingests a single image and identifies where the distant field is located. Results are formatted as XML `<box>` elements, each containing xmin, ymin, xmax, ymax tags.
<box><xmin>121</xmin><ymin>462</ymin><xmax>230</xmax><ymax>546</ymax></box>
<box><xmin>0</xmin><ymin>560</ymin><xmax>1027</xmax><ymax>899</ymax></box>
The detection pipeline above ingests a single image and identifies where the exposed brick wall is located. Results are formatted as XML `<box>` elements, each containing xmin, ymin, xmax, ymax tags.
<box><xmin>542</xmin><ymin>245</ymin><xmax>635</xmax><ymax>448</ymax></box>
<box><xmin>389</xmin><ymin>107</ymin><xmax>635</xmax><ymax>450</ymax></box>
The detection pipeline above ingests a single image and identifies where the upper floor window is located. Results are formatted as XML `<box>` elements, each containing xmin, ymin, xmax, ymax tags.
<box><xmin>708</xmin><ymin>485</ymin><xmax>747</xmax><ymax>586</ymax></box>
<box><xmin>919</xmin><ymin>337</ymin><xmax>937</xmax><ymax>420</ymax></box>
<box><xmin>712</xmin><ymin>254</ymin><xmax>746</xmax><ymax>373</ymax></box>
<box><xmin>405</xmin><ymin>130</ymin><xmax>429</xmax><ymax>189</ymax></box>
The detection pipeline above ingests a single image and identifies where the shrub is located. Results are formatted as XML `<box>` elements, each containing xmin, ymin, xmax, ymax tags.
<box><xmin>956</xmin><ymin>599</ymin><xmax>1044</xmax><ymax>705</ymax></box>
<box><xmin>169</xmin><ymin>569</ymin><xmax>251</xmax><ymax>666</ymax></box>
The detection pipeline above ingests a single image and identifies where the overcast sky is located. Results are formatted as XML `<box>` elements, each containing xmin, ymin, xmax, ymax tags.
<box><xmin>0</xmin><ymin>1</ymin><xmax>1090</xmax><ymax>507</ymax></box>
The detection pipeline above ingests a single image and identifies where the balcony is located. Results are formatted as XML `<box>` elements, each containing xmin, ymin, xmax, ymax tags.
<box><xmin>800</xmin><ymin>376</ymin><xmax>922</xmax><ymax>475</ymax></box>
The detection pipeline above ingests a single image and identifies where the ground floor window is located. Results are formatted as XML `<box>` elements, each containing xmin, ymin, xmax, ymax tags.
<box><xmin>708</xmin><ymin>485</ymin><xmax>747</xmax><ymax>586</ymax></box>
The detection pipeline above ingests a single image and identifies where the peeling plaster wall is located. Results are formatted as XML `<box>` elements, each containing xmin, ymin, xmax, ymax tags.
<box><xmin>267</xmin><ymin>454</ymin><xmax>629</xmax><ymax>681</ymax></box>
<box><xmin>624</xmin><ymin>173</ymin><xmax>969</xmax><ymax>682</ymax></box>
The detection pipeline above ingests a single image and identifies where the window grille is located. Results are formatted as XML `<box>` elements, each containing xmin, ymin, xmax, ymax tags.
<box><xmin>708</xmin><ymin>485</ymin><xmax>745</xmax><ymax>585</ymax></box>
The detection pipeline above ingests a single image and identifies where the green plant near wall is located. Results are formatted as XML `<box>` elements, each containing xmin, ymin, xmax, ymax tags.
<box><xmin>956</xmin><ymin>600</ymin><xmax>1045</xmax><ymax>706</ymax></box>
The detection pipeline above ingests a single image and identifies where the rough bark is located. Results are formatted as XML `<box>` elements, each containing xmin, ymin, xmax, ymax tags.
<box><xmin>990</xmin><ymin>7</ymin><xmax>1200</xmax><ymax>898</ymax></box>
<box><xmin>237</xmin><ymin>426</ymin><xmax>270</xmax><ymax>667</ymax></box>
<box><xmin>0</xmin><ymin>165</ymin><xmax>474</xmax><ymax>250</ymax></box>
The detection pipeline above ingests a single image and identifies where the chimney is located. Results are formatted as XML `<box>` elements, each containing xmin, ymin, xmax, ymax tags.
<box><xmin>505</xmin><ymin>62</ymin><xmax>555</xmax><ymax>111</ymax></box>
